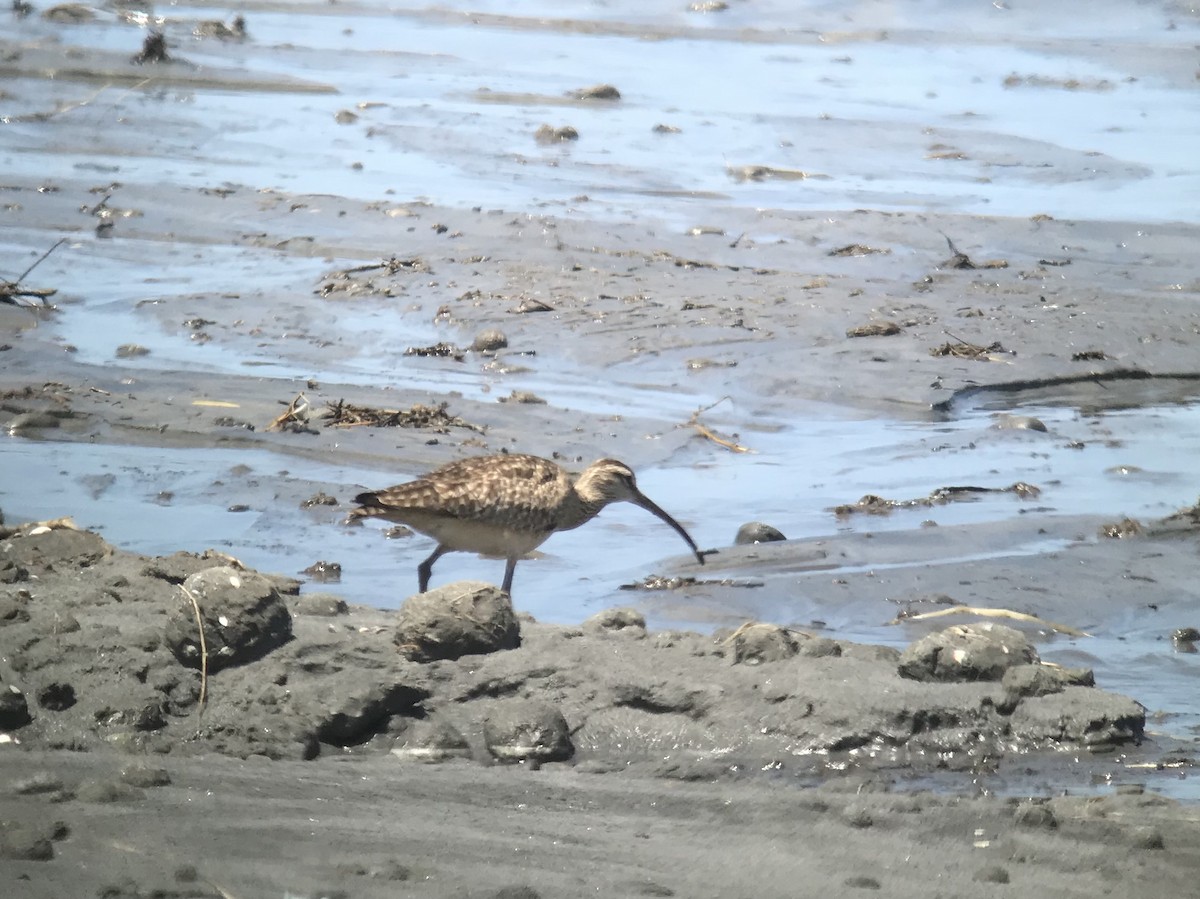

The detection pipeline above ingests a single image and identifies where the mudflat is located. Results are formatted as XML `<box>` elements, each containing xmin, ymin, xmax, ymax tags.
<box><xmin>3</xmin><ymin>4</ymin><xmax>1200</xmax><ymax>898</ymax></box>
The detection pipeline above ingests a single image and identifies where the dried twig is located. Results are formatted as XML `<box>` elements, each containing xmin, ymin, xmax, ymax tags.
<box><xmin>687</xmin><ymin>396</ymin><xmax>753</xmax><ymax>453</ymax></box>
<box><xmin>180</xmin><ymin>584</ymin><xmax>209</xmax><ymax>716</ymax></box>
<box><xmin>890</xmin><ymin>605</ymin><xmax>1089</xmax><ymax>637</ymax></box>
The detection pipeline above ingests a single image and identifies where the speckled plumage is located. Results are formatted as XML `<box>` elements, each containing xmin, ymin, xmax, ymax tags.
<box><xmin>350</xmin><ymin>453</ymin><xmax>703</xmax><ymax>595</ymax></box>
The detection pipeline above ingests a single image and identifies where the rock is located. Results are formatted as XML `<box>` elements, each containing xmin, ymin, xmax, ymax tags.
<box><xmin>584</xmin><ymin>607</ymin><xmax>646</xmax><ymax>635</ymax></box>
<box><xmin>471</xmin><ymin>329</ymin><xmax>508</xmax><ymax>352</ymax></box>
<box><xmin>76</xmin><ymin>779</ymin><xmax>145</xmax><ymax>803</ymax></box>
<box><xmin>0</xmin><ymin>822</ymin><xmax>55</xmax><ymax>861</ymax></box>
<box><xmin>1001</xmin><ymin>663</ymin><xmax>1091</xmax><ymax>706</ymax></box>
<box><xmin>534</xmin><ymin>124</ymin><xmax>579</xmax><ymax>144</ymax></box>
<box><xmin>0</xmin><ymin>678</ymin><xmax>31</xmax><ymax>730</ymax></box>
<box><xmin>993</xmin><ymin>414</ymin><xmax>1048</xmax><ymax>432</ymax></box>
<box><xmin>725</xmin><ymin>623</ymin><xmax>798</xmax><ymax>665</ymax></box>
<box><xmin>1008</xmin><ymin>687</ymin><xmax>1144</xmax><ymax>748</ymax></box>
<box><xmin>394</xmin><ymin>581</ymin><xmax>520</xmax><ymax>662</ymax></box>
<box><xmin>734</xmin><ymin>522</ymin><xmax>786</xmax><ymax>545</ymax></box>
<box><xmin>799</xmin><ymin>637</ymin><xmax>842</xmax><ymax>658</ymax></box>
<box><xmin>483</xmin><ymin>700</ymin><xmax>573</xmax><ymax>763</ymax></box>
<box><xmin>312</xmin><ymin>678</ymin><xmax>428</xmax><ymax>747</ymax></box>
<box><xmin>897</xmin><ymin>624</ymin><xmax>1038</xmax><ymax>682</ymax></box>
<box><xmin>120</xmin><ymin>765</ymin><xmax>171</xmax><ymax>788</ymax></box>
<box><xmin>611</xmin><ymin>682</ymin><xmax>708</xmax><ymax>718</ymax></box>
<box><xmin>1013</xmin><ymin>801</ymin><xmax>1057</xmax><ymax>829</ymax></box>
<box><xmin>390</xmin><ymin>716</ymin><xmax>472</xmax><ymax>763</ymax></box>
<box><xmin>293</xmin><ymin>593</ymin><xmax>349</xmax><ymax>616</ymax></box>
<box><xmin>36</xmin><ymin>682</ymin><xmax>76</xmax><ymax>711</ymax></box>
<box><xmin>0</xmin><ymin>592</ymin><xmax>30</xmax><ymax>624</ymax></box>
<box><xmin>164</xmin><ymin>566</ymin><xmax>293</xmax><ymax>672</ymax></box>
<box><xmin>973</xmin><ymin>865</ymin><xmax>1010</xmax><ymax>883</ymax></box>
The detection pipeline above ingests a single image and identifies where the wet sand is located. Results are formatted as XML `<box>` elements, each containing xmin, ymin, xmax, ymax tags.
<box><xmin>3</xmin><ymin>3</ymin><xmax>1200</xmax><ymax>897</ymax></box>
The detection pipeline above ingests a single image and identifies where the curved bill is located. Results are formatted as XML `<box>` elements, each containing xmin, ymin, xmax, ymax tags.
<box><xmin>631</xmin><ymin>490</ymin><xmax>705</xmax><ymax>565</ymax></box>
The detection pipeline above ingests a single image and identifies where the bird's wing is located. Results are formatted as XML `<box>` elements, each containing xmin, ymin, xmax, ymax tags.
<box><xmin>357</xmin><ymin>454</ymin><xmax>569</xmax><ymax>532</ymax></box>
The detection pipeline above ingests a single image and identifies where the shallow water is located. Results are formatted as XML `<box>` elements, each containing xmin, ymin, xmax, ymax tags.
<box><xmin>5</xmin><ymin>0</ymin><xmax>1198</xmax><ymax>223</ymax></box>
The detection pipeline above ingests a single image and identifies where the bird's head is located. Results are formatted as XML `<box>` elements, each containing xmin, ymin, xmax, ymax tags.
<box><xmin>575</xmin><ymin>459</ymin><xmax>704</xmax><ymax>565</ymax></box>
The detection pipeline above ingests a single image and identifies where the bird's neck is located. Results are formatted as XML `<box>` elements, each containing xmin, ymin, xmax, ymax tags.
<box><xmin>558</xmin><ymin>489</ymin><xmax>608</xmax><ymax>532</ymax></box>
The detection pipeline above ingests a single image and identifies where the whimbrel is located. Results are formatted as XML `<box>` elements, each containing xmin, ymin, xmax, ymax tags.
<box><xmin>349</xmin><ymin>453</ymin><xmax>703</xmax><ymax>594</ymax></box>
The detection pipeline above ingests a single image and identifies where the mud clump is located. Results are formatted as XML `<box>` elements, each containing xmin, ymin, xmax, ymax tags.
<box><xmin>164</xmin><ymin>566</ymin><xmax>293</xmax><ymax>672</ymax></box>
<box><xmin>393</xmin><ymin>581</ymin><xmax>521</xmax><ymax>661</ymax></box>
<box><xmin>898</xmin><ymin>623</ymin><xmax>1038</xmax><ymax>682</ymax></box>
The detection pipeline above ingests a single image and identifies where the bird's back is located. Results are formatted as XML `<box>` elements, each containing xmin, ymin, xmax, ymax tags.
<box><xmin>353</xmin><ymin>453</ymin><xmax>573</xmax><ymax>535</ymax></box>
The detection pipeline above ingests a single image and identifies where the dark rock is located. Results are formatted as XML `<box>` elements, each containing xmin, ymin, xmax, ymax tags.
<box><xmin>725</xmin><ymin>623</ymin><xmax>798</xmax><ymax>665</ymax></box>
<box><xmin>734</xmin><ymin>522</ymin><xmax>786</xmax><ymax>545</ymax></box>
<box><xmin>394</xmin><ymin>581</ymin><xmax>520</xmax><ymax>662</ymax></box>
<box><xmin>390</xmin><ymin>716</ymin><xmax>472</xmax><ymax>762</ymax></box>
<box><xmin>483</xmin><ymin>700</ymin><xmax>573</xmax><ymax>763</ymax></box>
<box><xmin>898</xmin><ymin>624</ymin><xmax>1038</xmax><ymax>682</ymax></box>
<box><xmin>36</xmin><ymin>682</ymin><xmax>76</xmax><ymax>711</ymax></box>
<box><xmin>584</xmin><ymin>607</ymin><xmax>646</xmax><ymax>635</ymax></box>
<box><xmin>0</xmin><ymin>679</ymin><xmax>31</xmax><ymax>730</ymax></box>
<box><xmin>313</xmin><ymin>678</ymin><xmax>428</xmax><ymax>747</ymax></box>
<box><xmin>164</xmin><ymin>566</ymin><xmax>293</xmax><ymax>672</ymax></box>
<box><xmin>293</xmin><ymin>593</ymin><xmax>349</xmax><ymax>616</ymax></box>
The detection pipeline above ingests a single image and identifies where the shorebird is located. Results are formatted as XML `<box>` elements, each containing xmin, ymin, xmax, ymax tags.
<box><xmin>349</xmin><ymin>453</ymin><xmax>703</xmax><ymax>594</ymax></box>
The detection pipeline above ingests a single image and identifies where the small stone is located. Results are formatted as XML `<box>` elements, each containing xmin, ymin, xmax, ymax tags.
<box><xmin>843</xmin><ymin>875</ymin><xmax>881</xmax><ymax>889</ymax></box>
<box><xmin>725</xmin><ymin>623</ymin><xmax>798</xmax><ymax>665</ymax></box>
<box><xmin>12</xmin><ymin>772</ymin><xmax>65</xmax><ymax>795</ymax></box>
<box><xmin>390</xmin><ymin>717</ymin><xmax>472</xmax><ymax>763</ymax></box>
<box><xmin>36</xmin><ymin>682</ymin><xmax>76</xmax><ymax>711</ymax></box>
<box><xmin>843</xmin><ymin>807</ymin><xmax>874</xmax><ymax>828</ymax></box>
<box><xmin>120</xmin><ymin>765</ymin><xmax>172</xmax><ymax>788</ymax></box>
<box><xmin>798</xmin><ymin>637</ymin><xmax>842</xmax><ymax>658</ymax></box>
<box><xmin>75</xmin><ymin>779</ymin><xmax>145</xmax><ymax>803</ymax></box>
<box><xmin>471</xmin><ymin>329</ymin><xmax>508</xmax><ymax>353</ymax></box>
<box><xmin>0</xmin><ymin>823</ymin><xmax>53</xmax><ymax>861</ymax></box>
<box><xmin>973</xmin><ymin>865</ymin><xmax>1010</xmax><ymax>884</ymax></box>
<box><xmin>734</xmin><ymin>522</ymin><xmax>786</xmax><ymax>545</ymax></box>
<box><xmin>1132</xmin><ymin>827</ymin><xmax>1165</xmax><ymax>850</ymax></box>
<box><xmin>584</xmin><ymin>607</ymin><xmax>646</xmax><ymax>635</ymax></box>
<box><xmin>484</xmin><ymin>700</ymin><xmax>573</xmax><ymax>763</ymax></box>
<box><xmin>1013</xmin><ymin>801</ymin><xmax>1057</xmax><ymax>829</ymax></box>
<box><xmin>293</xmin><ymin>593</ymin><xmax>349</xmax><ymax>616</ymax></box>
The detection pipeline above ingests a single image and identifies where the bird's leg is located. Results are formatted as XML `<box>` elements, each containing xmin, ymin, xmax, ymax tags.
<box><xmin>418</xmin><ymin>545</ymin><xmax>447</xmax><ymax>593</ymax></box>
<box><xmin>501</xmin><ymin>557</ymin><xmax>517</xmax><ymax>596</ymax></box>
